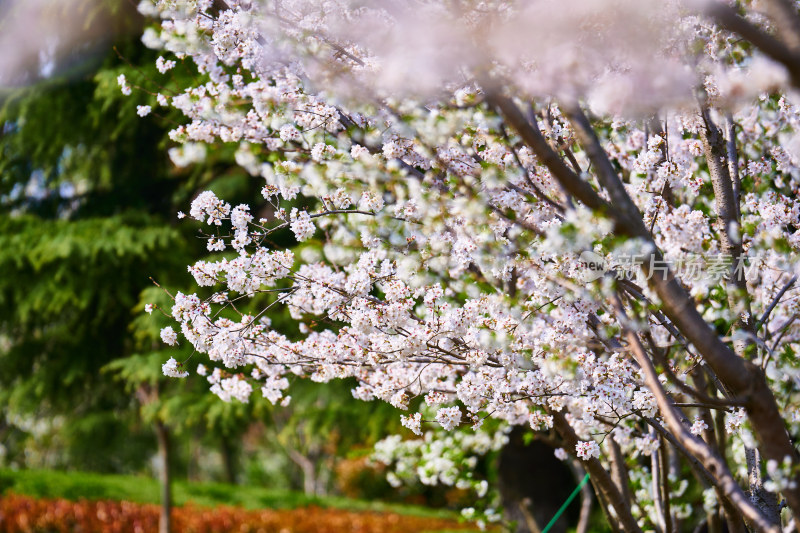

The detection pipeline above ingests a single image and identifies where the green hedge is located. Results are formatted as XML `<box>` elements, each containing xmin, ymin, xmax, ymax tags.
<box><xmin>0</xmin><ymin>468</ymin><xmax>454</xmax><ymax>519</ymax></box>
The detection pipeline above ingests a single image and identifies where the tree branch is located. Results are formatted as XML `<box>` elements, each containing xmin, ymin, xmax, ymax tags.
<box><xmin>549</xmin><ymin>410</ymin><xmax>644</xmax><ymax>533</ymax></box>
<box><xmin>612</xmin><ymin>295</ymin><xmax>780</xmax><ymax>532</ymax></box>
<box><xmin>706</xmin><ymin>2</ymin><xmax>800</xmax><ymax>88</ymax></box>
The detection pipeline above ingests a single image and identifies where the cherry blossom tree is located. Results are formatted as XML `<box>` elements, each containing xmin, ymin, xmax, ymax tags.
<box><xmin>134</xmin><ymin>0</ymin><xmax>800</xmax><ymax>530</ymax></box>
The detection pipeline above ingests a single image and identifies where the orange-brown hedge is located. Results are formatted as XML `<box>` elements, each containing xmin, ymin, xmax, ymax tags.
<box><xmin>0</xmin><ymin>493</ymin><xmax>476</xmax><ymax>532</ymax></box>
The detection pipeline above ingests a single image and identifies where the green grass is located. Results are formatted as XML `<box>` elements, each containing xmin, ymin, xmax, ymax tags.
<box><xmin>0</xmin><ymin>468</ymin><xmax>456</xmax><ymax>520</ymax></box>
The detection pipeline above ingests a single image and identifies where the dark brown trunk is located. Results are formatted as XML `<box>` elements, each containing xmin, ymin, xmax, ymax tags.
<box><xmin>155</xmin><ymin>420</ymin><xmax>172</xmax><ymax>533</ymax></box>
<box><xmin>608</xmin><ymin>439</ymin><xmax>631</xmax><ymax>507</ymax></box>
<box><xmin>221</xmin><ymin>436</ymin><xmax>237</xmax><ymax>485</ymax></box>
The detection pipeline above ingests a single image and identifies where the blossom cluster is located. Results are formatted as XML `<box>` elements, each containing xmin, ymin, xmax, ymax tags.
<box><xmin>372</xmin><ymin>427</ymin><xmax>507</xmax><ymax>527</ymax></box>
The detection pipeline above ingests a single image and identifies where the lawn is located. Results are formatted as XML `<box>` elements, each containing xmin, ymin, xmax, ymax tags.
<box><xmin>0</xmin><ymin>468</ymin><xmax>460</xmax><ymax>518</ymax></box>
<box><xmin>0</xmin><ymin>468</ymin><xmax>474</xmax><ymax>533</ymax></box>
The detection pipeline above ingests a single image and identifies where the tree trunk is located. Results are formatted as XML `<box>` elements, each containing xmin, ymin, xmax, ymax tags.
<box><xmin>221</xmin><ymin>436</ymin><xmax>237</xmax><ymax>485</ymax></box>
<box><xmin>566</xmin><ymin>460</ymin><xmax>593</xmax><ymax>533</ymax></box>
<box><xmin>288</xmin><ymin>448</ymin><xmax>317</xmax><ymax>496</ymax></box>
<box><xmin>187</xmin><ymin>430</ymin><xmax>200</xmax><ymax>482</ymax></box>
<box><xmin>155</xmin><ymin>420</ymin><xmax>172</xmax><ymax>533</ymax></box>
<box><xmin>492</xmin><ymin>93</ymin><xmax>800</xmax><ymax>519</ymax></box>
